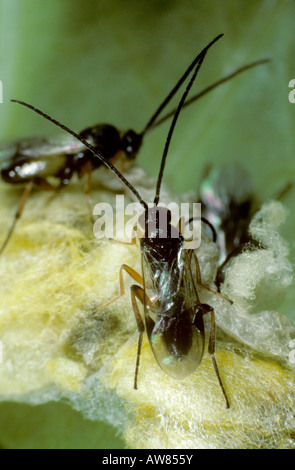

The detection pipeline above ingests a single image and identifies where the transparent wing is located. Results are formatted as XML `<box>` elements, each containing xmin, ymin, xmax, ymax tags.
<box><xmin>200</xmin><ymin>164</ymin><xmax>254</xmax><ymax>262</ymax></box>
<box><xmin>0</xmin><ymin>135</ymin><xmax>85</xmax><ymax>165</ymax></box>
<box><xmin>142</xmin><ymin>245</ymin><xmax>204</xmax><ymax>379</ymax></box>
<box><xmin>200</xmin><ymin>164</ymin><xmax>253</xmax><ymax>211</ymax></box>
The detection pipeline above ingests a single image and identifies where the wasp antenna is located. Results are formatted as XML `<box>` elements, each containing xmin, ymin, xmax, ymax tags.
<box><xmin>141</xmin><ymin>34</ymin><xmax>224</xmax><ymax>138</ymax></box>
<box><xmin>186</xmin><ymin>216</ymin><xmax>217</xmax><ymax>243</ymax></box>
<box><xmin>148</xmin><ymin>57</ymin><xmax>271</xmax><ymax>132</ymax></box>
<box><xmin>10</xmin><ymin>99</ymin><xmax>148</xmax><ymax>210</ymax></box>
<box><xmin>153</xmin><ymin>34</ymin><xmax>223</xmax><ymax>206</ymax></box>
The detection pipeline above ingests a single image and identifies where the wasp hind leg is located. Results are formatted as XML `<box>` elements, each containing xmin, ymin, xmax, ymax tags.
<box><xmin>200</xmin><ymin>303</ymin><xmax>230</xmax><ymax>409</ymax></box>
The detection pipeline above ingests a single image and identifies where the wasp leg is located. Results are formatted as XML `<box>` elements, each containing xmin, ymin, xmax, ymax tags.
<box><xmin>93</xmin><ymin>264</ymin><xmax>143</xmax><ymax>313</ymax></box>
<box><xmin>192</xmin><ymin>252</ymin><xmax>233</xmax><ymax>304</ymax></box>
<box><xmin>200</xmin><ymin>303</ymin><xmax>230</xmax><ymax>409</ymax></box>
<box><xmin>215</xmin><ymin>243</ymin><xmax>247</xmax><ymax>290</ymax></box>
<box><xmin>110</xmin><ymin>237</ymin><xmax>137</xmax><ymax>246</ymax></box>
<box><xmin>93</xmin><ymin>264</ymin><xmax>148</xmax><ymax>389</ymax></box>
<box><xmin>177</xmin><ymin>216</ymin><xmax>185</xmax><ymax>235</ymax></box>
<box><xmin>83</xmin><ymin>162</ymin><xmax>94</xmax><ymax>224</ymax></box>
<box><xmin>111</xmin><ymin>150</ymin><xmax>125</xmax><ymax>174</ymax></box>
<box><xmin>274</xmin><ymin>181</ymin><xmax>293</xmax><ymax>201</ymax></box>
<box><xmin>108</xmin><ymin>222</ymin><xmax>144</xmax><ymax>246</ymax></box>
<box><xmin>108</xmin><ymin>226</ymin><xmax>138</xmax><ymax>246</ymax></box>
<box><xmin>130</xmin><ymin>284</ymin><xmax>152</xmax><ymax>390</ymax></box>
<box><xmin>0</xmin><ymin>181</ymin><xmax>34</xmax><ymax>256</ymax></box>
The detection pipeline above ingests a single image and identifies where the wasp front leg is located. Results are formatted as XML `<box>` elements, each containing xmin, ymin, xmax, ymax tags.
<box><xmin>108</xmin><ymin>225</ymin><xmax>139</xmax><ymax>246</ymax></box>
<box><xmin>94</xmin><ymin>264</ymin><xmax>143</xmax><ymax>313</ymax></box>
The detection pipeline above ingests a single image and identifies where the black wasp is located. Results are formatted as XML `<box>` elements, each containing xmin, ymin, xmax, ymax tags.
<box><xmin>12</xmin><ymin>34</ymin><xmax>236</xmax><ymax>408</ymax></box>
<box><xmin>200</xmin><ymin>164</ymin><xmax>255</xmax><ymax>289</ymax></box>
<box><xmin>200</xmin><ymin>164</ymin><xmax>293</xmax><ymax>289</ymax></box>
<box><xmin>0</xmin><ymin>53</ymin><xmax>269</xmax><ymax>255</ymax></box>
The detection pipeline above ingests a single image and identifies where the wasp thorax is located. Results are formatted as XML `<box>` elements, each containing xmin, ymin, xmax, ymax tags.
<box><xmin>79</xmin><ymin>124</ymin><xmax>121</xmax><ymax>167</ymax></box>
<box><xmin>138</xmin><ymin>206</ymin><xmax>180</xmax><ymax>240</ymax></box>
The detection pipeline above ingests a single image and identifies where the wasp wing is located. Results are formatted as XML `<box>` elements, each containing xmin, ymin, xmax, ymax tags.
<box><xmin>0</xmin><ymin>135</ymin><xmax>85</xmax><ymax>162</ymax></box>
<box><xmin>141</xmin><ymin>243</ymin><xmax>205</xmax><ymax>379</ymax></box>
<box><xmin>200</xmin><ymin>164</ymin><xmax>253</xmax><ymax>262</ymax></box>
<box><xmin>0</xmin><ymin>136</ymin><xmax>86</xmax><ymax>183</ymax></box>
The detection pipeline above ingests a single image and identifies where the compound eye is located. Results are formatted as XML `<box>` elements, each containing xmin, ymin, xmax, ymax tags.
<box><xmin>121</xmin><ymin>130</ymin><xmax>143</xmax><ymax>159</ymax></box>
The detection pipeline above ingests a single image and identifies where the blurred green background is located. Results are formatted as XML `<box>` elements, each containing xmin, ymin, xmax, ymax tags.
<box><xmin>0</xmin><ymin>0</ymin><xmax>294</xmax><ymax>449</ymax></box>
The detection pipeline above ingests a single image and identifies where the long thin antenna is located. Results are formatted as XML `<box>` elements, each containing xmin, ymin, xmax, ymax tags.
<box><xmin>154</xmin><ymin>34</ymin><xmax>223</xmax><ymax>205</ymax></box>
<box><xmin>11</xmin><ymin>35</ymin><xmax>223</xmax><ymax>211</ymax></box>
<box><xmin>11</xmin><ymin>99</ymin><xmax>148</xmax><ymax>210</ymax></box>
<box><xmin>140</xmin><ymin>34</ymin><xmax>223</xmax><ymax>136</ymax></box>
<box><xmin>147</xmin><ymin>58</ymin><xmax>271</xmax><ymax>132</ymax></box>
